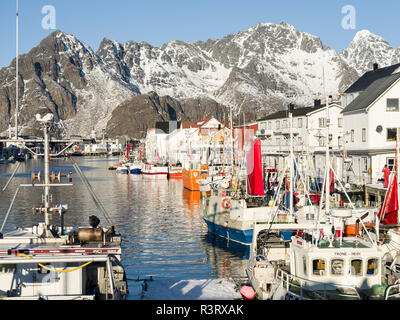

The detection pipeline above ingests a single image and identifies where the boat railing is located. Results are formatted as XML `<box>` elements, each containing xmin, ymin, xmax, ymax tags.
<box><xmin>384</xmin><ymin>284</ymin><xmax>400</xmax><ymax>300</ymax></box>
<box><xmin>276</xmin><ymin>269</ymin><xmax>361</xmax><ymax>300</ymax></box>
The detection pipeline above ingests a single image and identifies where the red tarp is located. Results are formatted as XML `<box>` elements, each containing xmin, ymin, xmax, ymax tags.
<box><xmin>126</xmin><ymin>144</ymin><xmax>130</xmax><ymax>159</ymax></box>
<box><xmin>379</xmin><ymin>176</ymin><xmax>398</xmax><ymax>225</ymax></box>
<box><xmin>246</xmin><ymin>139</ymin><xmax>264</xmax><ymax>196</ymax></box>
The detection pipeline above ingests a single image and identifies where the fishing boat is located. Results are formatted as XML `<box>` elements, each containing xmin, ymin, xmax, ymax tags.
<box><xmin>142</xmin><ymin>163</ymin><xmax>168</xmax><ymax>178</ymax></box>
<box><xmin>246</xmin><ymin>205</ymin><xmax>400</xmax><ymax>300</ymax></box>
<box><xmin>116</xmin><ymin>163</ymin><xmax>129</xmax><ymax>174</ymax></box>
<box><xmin>0</xmin><ymin>114</ymin><xmax>129</xmax><ymax>300</ymax></box>
<box><xmin>129</xmin><ymin>161</ymin><xmax>142</xmax><ymax>175</ymax></box>
<box><xmin>183</xmin><ymin>163</ymin><xmax>208</xmax><ymax>191</ymax></box>
<box><xmin>200</xmin><ymin>139</ymin><xmax>279</xmax><ymax>245</ymax></box>
<box><xmin>167</xmin><ymin>164</ymin><xmax>182</xmax><ymax>179</ymax></box>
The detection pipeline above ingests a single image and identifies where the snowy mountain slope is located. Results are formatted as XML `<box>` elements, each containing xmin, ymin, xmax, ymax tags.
<box><xmin>341</xmin><ymin>29</ymin><xmax>400</xmax><ymax>75</ymax></box>
<box><xmin>0</xmin><ymin>30</ymin><xmax>138</xmax><ymax>137</ymax></box>
<box><xmin>1</xmin><ymin>22</ymin><xmax>399</xmax><ymax>137</ymax></box>
<box><xmin>97</xmin><ymin>22</ymin><xmax>361</xmax><ymax>117</ymax></box>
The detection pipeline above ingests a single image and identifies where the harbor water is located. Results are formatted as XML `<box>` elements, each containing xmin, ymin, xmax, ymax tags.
<box><xmin>0</xmin><ymin>157</ymin><xmax>249</xmax><ymax>299</ymax></box>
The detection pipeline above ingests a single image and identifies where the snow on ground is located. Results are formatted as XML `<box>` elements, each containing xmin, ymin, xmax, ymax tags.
<box><xmin>129</xmin><ymin>279</ymin><xmax>243</xmax><ymax>300</ymax></box>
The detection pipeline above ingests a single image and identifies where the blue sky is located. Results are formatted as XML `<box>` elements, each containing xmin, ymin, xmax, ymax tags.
<box><xmin>0</xmin><ymin>0</ymin><xmax>399</xmax><ymax>68</ymax></box>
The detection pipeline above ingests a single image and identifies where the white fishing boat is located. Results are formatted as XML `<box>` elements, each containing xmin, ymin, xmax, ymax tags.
<box><xmin>142</xmin><ymin>163</ymin><xmax>168</xmax><ymax>178</ymax></box>
<box><xmin>0</xmin><ymin>114</ymin><xmax>129</xmax><ymax>300</ymax></box>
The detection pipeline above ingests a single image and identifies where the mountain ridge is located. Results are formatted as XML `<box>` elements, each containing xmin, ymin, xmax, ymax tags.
<box><xmin>0</xmin><ymin>22</ymin><xmax>397</xmax><ymax>138</ymax></box>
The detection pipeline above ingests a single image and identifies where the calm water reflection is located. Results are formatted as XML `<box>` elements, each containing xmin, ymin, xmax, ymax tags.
<box><xmin>0</xmin><ymin>157</ymin><xmax>248</xmax><ymax>297</ymax></box>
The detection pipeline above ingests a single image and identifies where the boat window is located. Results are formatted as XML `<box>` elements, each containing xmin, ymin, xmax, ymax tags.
<box><xmin>367</xmin><ymin>258</ymin><xmax>379</xmax><ymax>276</ymax></box>
<box><xmin>312</xmin><ymin>259</ymin><xmax>325</xmax><ymax>276</ymax></box>
<box><xmin>331</xmin><ymin>259</ymin><xmax>344</xmax><ymax>276</ymax></box>
<box><xmin>350</xmin><ymin>259</ymin><xmax>363</xmax><ymax>276</ymax></box>
<box><xmin>303</xmin><ymin>256</ymin><xmax>307</xmax><ymax>276</ymax></box>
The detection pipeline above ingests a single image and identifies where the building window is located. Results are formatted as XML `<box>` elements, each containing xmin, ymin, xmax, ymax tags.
<box><xmin>362</xmin><ymin>128</ymin><xmax>366</xmax><ymax>142</ymax></box>
<box><xmin>275</xmin><ymin>120</ymin><xmax>280</xmax><ymax>130</ymax></box>
<box><xmin>319</xmin><ymin>118</ymin><xmax>326</xmax><ymax>128</ymax></box>
<box><xmin>312</xmin><ymin>259</ymin><xmax>326</xmax><ymax>276</ymax></box>
<box><xmin>387</xmin><ymin>128</ymin><xmax>397</xmax><ymax>141</ymax></box>
<box><xmin>387</xmin><ymin>98</ymin><xmax>399</xmax><ymax>112</ymax></box>
<box><xmin>338</xmin><ymin>118</ymin><xmax>343</xmax><ymax>128</ymax></box>
<box><xmin>387</xmin><ymin>158</ymin><xmax>395</xmax><ymax>171</ymax></box>
<box><xmin>350</xmin><ymin>259</ymin><xmax>363</xmax><ymax>276</ymax></box>
<box><xmin>331</xmin><ymin>259</ymin><xmax>344</xmax><ymax>276</ymax></box>
<box><xmin>319</xmin><ymin>136</ymin><xmax>325</xmax><ymax>147</ymax></box>
<box><xmin>351</xmin><ymin>129</ymin><xmax>354</xmax><ymax>142</ymax></box>
<box><xmin>267</xmin><ymin>122</ymin><xmax>271</xmax><ymax>130</ymax></box>
<box><xmin>338</xmin><ymin>136</ymin><xmax>343</xmax><ymax>147</ymax></box>
<box><xmin>283</xmin><ymin>120</ymin><xmax>288</xmax><ymax>129</ymax></box>
<box><xmin>298</xmin><ymin>118</ymin><xmax>303</xmax><ymax>128</ymax></box>
<box><xmin>367</xmin><ymin>258</ymin><xmax>378</xmax><ymax>276</ymax></box>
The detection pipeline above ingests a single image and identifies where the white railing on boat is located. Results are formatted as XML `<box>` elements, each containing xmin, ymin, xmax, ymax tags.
<box><xmin>384</xmin><ymin>284</ymin><xmax>400</xmax><ymax>300</ymax></box>
<box><xmin>276</xmin><ymin>269</ymin><xmax>361</xmax><ymax>300</ymax></box>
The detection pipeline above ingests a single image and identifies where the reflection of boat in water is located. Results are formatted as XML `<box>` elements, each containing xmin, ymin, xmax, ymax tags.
<box><xmin>201</xmin><ymin>232</ymin><xmax>249</xmax><ymax>281</ymax></box>
<box><xmin>182</xmin><ymin>188</ymin><xmax>201</xmax><ymax>207</ymax></box>
<box><xmin>0</xmin><ymin>114</ymin><xmax>129</xmax><ymax>300</ymax></box>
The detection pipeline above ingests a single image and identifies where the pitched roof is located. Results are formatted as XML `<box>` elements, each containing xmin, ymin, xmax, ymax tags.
<box><xmin>344</xmin><ymin>63</ymin><xmax>400</xmax><ymax>94</ymax></box>
<box><xmin>342</xmin><ymin>72</ymin><xmax>400</xmax><ymax>114</ymax></box>
<box><xmin>257</xmin><ymin>105</ymin><xmax>326</xmax><ymax>121</ymax></box>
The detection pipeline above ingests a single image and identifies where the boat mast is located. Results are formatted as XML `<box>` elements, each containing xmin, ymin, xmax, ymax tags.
<box><xmin>289</xmin><ymin>111</ymin><xmax>294</xmax><ymax>220</ymax></box>
<box><xmin>324</xmin><ymin>96</ymin><xmax>330</xmax><ymax>215</ymax></box>
<box><xmin>43</xmin><ymin>123</ymin><xmax>51</xmax><ymax>227</ymax></box>
<box><xmin>15</xmin><ymin>0</ymin><xmax>19</xmax><ymax>139</ymax></box>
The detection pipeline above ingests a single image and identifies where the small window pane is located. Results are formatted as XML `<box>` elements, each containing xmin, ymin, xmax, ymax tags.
<box><xmin>387</xmin><ymin>128</ymin><xmax>397</xmax><ymax>142</ymax></box>
<box><xmin>338</xmin><ymin>118</ymin><xmax>343</xmax><ymax>128</ymax></box>
<box><xmin>313</xmin><ymin>259</ymin><xmax>326</xmax><ymax>276</ymax></box>
<box><xmin>298</xmin><ymin>118</ymin><xmax>303</xmax><ymax>128</ymax></box>
<box><xmin>303</xmin><ymin>256</ymin><xmax>308</xmax><ymax>276</ymax></box>
<box><xmin>351</xmin><ymin>130</ymin><xmax>355</xmax><ymax>142</ymax></box>
<box><xmin>350</xmin><ymin>259</ymin><xmax>363</xmax><ymax>276</ymax></box>
<box><xmin>331</xmin><ymin>259</ymin><xmax>344</xmax><ymax>276</ymax></box>
<box><xmin>362</xmin><ymin>128</ymin><xmax>366</xmax><ymax>142</ymax></box>
<box><xmin>387</xmin><ymin>99</ymin><xmax>399</xmax><ymax>112</ymax></box>
<box><xmin>367</xmin><ymin>259</ymin><xmax>378</xmax><ymax>276</ymax></box>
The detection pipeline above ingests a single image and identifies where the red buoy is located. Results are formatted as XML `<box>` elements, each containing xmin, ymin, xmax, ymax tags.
<box><xmin>240</xmin><ymin>285</ymin><xmax>256</xmax><ymax>300</ymax></box>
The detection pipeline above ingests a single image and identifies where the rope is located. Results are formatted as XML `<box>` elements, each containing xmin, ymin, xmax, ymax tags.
<box><xmin>16</xmin><ymin>254</ymin><xmax>93</xmax><ymax>273</ymax></box>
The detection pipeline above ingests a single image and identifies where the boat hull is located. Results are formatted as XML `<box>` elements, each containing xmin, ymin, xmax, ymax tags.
<box><xmin>130</xmin><ymin>168</ymin><xmax>142</xmax><ymax>174</ymax></box>
<box><xmin>203</xmin><ymin>217</ymin><xmax>253</xmax><ymax>245</ymax></box>
<box><xmin>183</xmin><ymin>168</ymin><xmax>207</xmax><ymax>191</ymax></box>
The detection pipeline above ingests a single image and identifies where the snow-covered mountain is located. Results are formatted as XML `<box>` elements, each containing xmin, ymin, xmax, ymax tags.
<box><xmin>0</xmin><ymin>30</ymin><xmax>138</xmax><ymax>137</ymax></box>
<box><xmin>341</xmin><ymin>29</ymin><xmax>400</xmax><ymax>75</ymax></box>
<box><xmin>0</xmin><ymin>22</ymin><xmax>398</xmax><ymax>138</ymax></box>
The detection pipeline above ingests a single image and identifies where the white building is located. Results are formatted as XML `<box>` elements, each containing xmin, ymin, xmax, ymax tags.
<box><xmin>145</xmin><ymin>117</ymin><xmax>230</xmax><ymax>165</ymax></box>
<box><xmin>342</xmin><ymin>65</ymin><xmax>400</xmax><ymax>185</ymax></box>
<box><xmin>256</xmin><ymin>101</ymin><xmax>344</xmax><ymax>178</ymax></box>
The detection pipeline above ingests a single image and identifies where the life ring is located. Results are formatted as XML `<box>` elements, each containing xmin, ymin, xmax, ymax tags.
<box><xmin>222</xmin><ymin>198</ymin><xmax>231</xmax><ymax>209</ymax></box>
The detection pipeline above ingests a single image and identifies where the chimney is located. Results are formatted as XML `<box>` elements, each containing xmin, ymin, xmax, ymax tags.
<box><xmin>288</xmin><ymin>103</ymin><xmax>295</xmax><ymax>112</ymax></box>
<box><xmin>373</xmin><ymin>63</ymin><xmax>379</xmax><ymax>71</ymax></box>
<box><xmin>314</xmin><ymin>99</ymin><xmax>321</xmax><ymax>107</ymax></box>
